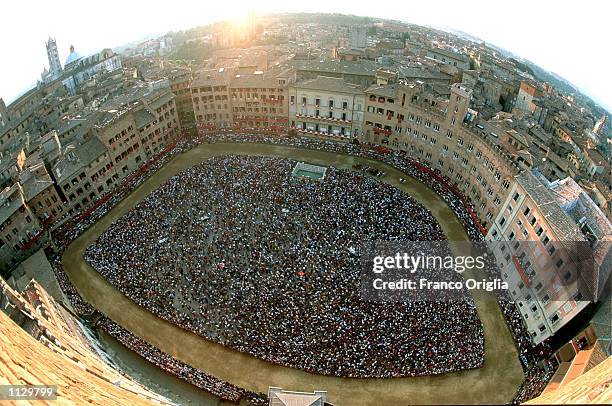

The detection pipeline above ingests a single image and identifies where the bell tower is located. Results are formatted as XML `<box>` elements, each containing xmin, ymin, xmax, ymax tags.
<box><xmin>46</xmin><ymin>36</ymin><xmax>63</xmax><ymax>78</ymax></box>
<box><xmin>0</xmin><ymin>98</ymin><xmax>6</xmax><ymax>128</ymax></box>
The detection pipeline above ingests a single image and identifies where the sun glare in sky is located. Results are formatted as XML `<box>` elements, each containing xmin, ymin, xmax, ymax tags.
<box><xmin>0</xmin><ymin>0</ymin><xmax>610</xmax><ymax>111</ymax></box>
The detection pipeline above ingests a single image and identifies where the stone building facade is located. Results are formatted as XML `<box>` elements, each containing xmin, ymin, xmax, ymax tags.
<box><xmin>230</xmin><ymin>68</ymin><xmax>292</xmax><ymax>132</ymax></box>
<box><xmin>191</xmin><ymin>69</ymin><xmax>233</xmax><ymax>129</ymax></box>
<box><xmin>487</xmin><ymin>171</ymin><xmax>593</xmax><ymax>343</ymax></box>
<box><xmin>288</xmin><ymin>76</ymin><xmax>366</xmax><ymax>139</ymax></box>
<box><xmin>359</xmin><ymin>81</ymin><xmax>610</xmax><ymax>345</ymax></box>
<box><xmin>362</xmin><ymin>82</ymin><xmax>519</xmax><ymax>230</ymax></box>
<box><xmin>0</xmin><ymin>184</ymin><xmax>45</xmax><ymax>270</ymax></box>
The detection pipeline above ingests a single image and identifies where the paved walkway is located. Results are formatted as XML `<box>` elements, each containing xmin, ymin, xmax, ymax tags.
<box><xmin>62</xmin><ymin>143</ymin><xmax>524</xmax><ymax>405</ymax></box>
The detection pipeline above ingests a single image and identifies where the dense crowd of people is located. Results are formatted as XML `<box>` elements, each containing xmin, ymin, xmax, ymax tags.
<box><xmin>85</xmin><ymin>155</ymin><xmax>484</xmax><ymax>378</ymax></box>
<box><xmin>48</xmin><ymin>138</ymin><xmax>270</xmax><ymax>402</ymax></box>
<box><xmin>510</xmin><ymin>360</ymin><xmax>557</xmax><ymax>404</ymax></box>
<box><xmin>206</xmin><ymin>132</ymin><xmax>487</xmax><ymax>241</ymax></box>
<box><xmin>45</xmin><ymin>130</ymin><xmax>555</xmax><ymax>400</ymax></box>
<box><xmin>96</xmin><ymin>316</ymin><xmax>267</xmax><ymax>404</ymax></box>
<box><xmin>202</xmin><ymin>132</ymin><xmax>556</xmax><ymax>396</ymax></box>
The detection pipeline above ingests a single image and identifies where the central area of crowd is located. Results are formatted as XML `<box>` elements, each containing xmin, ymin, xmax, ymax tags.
<box><xmin>85</xmin><ymin>155</ymin><xmax>484</xmax><ymax>378</ymax></box>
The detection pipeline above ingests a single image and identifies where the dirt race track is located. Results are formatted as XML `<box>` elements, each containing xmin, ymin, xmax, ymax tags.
<box><xmin>62</xmin><ymin>143</ymin><xmax>524</xmax><ymax>405</ymax></box>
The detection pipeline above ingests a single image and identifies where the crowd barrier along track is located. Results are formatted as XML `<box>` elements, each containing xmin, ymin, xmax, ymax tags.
<box><xmin>40</xmin><ymin>131</ymin><xmax>487</xmax><ymax>255</ymax></box>
<box><xmin>409</xmin><ymin>159</ymin><xmax>488</xmax><ymax>236</ymax></box>
<box><xmin>53</xmin><ymin>133</ymin><xmax>529</xmax><ymax>404</ymax></box>
<box><xmin>199</xmin><ymin>130</ymin><xmax>489</xmax><ymax>238</ymax></box>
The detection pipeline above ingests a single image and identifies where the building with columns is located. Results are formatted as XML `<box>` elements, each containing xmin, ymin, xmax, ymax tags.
<box><xmin>288</xmin><ymin>76</ymin><xmax>366</xmax><ymax>139</ymax></box>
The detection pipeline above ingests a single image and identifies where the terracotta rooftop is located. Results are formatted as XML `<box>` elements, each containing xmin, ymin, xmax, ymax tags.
<box><xmin>525</xmin><ymin>356</ymin><xmax>612</xmax><ymax>404</ymax></box>
<box><xmin>0</xmin><ymin>309</ymin><xmax>159</xmax><ymax>405</ymax></box>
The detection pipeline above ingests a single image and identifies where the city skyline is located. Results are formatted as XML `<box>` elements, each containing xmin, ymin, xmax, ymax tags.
<box><xmin>1</xmin><ymin>0</ymin><xmax>611</xmax><ymax>113</ymax></box>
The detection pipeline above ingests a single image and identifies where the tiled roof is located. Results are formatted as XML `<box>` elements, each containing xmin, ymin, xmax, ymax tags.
<box><xmin>0</xmin><ymin>183</ymin><xmax>25</xmax><ymax>225</ymax></box>
<box><xmin>517</xmin><ymin>171</ymin><xmax>585</xmax><ymax>242</ymax></box>
<box><xmin>292</xmin><ymin>76</ymin><xmax>365</xmax><ymax>94</ymax></box>
<box><xmin>365</xmin><ymin>83</ymin><xmax>397</xmax><ymax>97</ymax></box>
<box><xmin>52</xmin><ymin>137</ymin><xmax>107</xmax><ymax>182</ymax></box>
<box><xmin>133</xmin><ymin>109</ymin><xmax>156</xmax><ymax>129</ymax></box>
<box><xmin>229</xmin><ymin>69</ymin><xmax>289</xmax><ymax>88</ymax></box>
<box><xmin>526</xmin><ymin>356</ymin><xmax>612</xmax><ymax>404</ymax></box>
<box><xmin>548</xmin><ymin>177</ymin><xmax>611</xmax><ymax>240</ymax></box>
<box><xmin>399</xmin><ymin>67</ymin><xmax>452</xmax><ymax>81</ymax></box>
<box><xmin>192</xmin><ymin>69</ymin><xmax>232</xmax><ymax>87</ymax></box>
<box><xmin>0</xmin><ymin>279</ymin><xmax>167</xmax><ymax>405</ymax></box>
<box><xmin>289</xmin><ymin>59</ymin><xmax>379</xmax><ymax>76</ymax></box>
<box><xmin>20</xmin><ymin>164</ymin><xmax>55</xmax><ymax>202</ymax></box>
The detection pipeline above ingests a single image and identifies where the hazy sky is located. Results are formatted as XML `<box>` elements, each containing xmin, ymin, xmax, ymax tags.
<box><xmin>1</xmin><ymin>0</ymin><xmax>610</xmax><ymax>112</ymax></box>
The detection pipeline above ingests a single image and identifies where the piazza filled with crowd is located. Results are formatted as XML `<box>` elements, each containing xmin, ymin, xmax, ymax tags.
<box><xmin>46</xmin><ymin>131</ymin><xmax>554</xmax><ymax>401</ymax></box>
<box><xmin>84</xmin><ymin>154</ymin><xmax>485</xmax><ymax>378</ymax></box>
